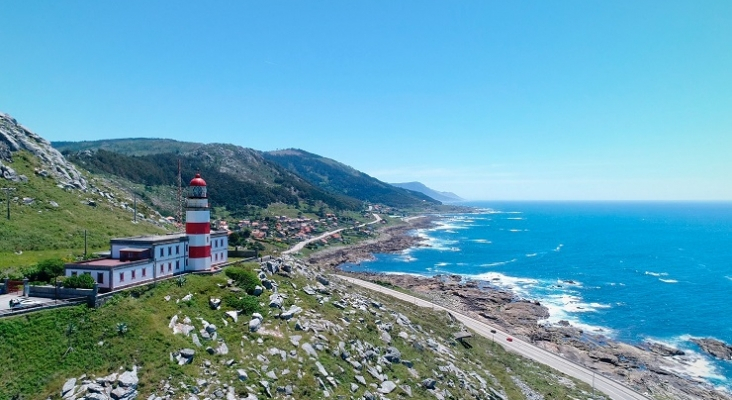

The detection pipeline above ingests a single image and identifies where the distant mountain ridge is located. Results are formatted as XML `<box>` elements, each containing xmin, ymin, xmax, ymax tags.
<box><xmin>54</xmin><ymin>140</ymin><xmax>441</xmax><ymax>212</ymax></box>
<box><xmin>263</xmin><ymin>149</ymin><xmax>441</xmax><ymax>208</ymax></box>
<box><xmin>391</xmin><ymin>181</ymin><xmax>464</xmax><ymax>202</ymax></box>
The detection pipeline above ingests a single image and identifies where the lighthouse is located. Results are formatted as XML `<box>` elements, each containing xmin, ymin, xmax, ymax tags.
<box><xmin>186</xmin><ymin>173</ymin><xmax>211</xmax><ymax>271</ymax></box>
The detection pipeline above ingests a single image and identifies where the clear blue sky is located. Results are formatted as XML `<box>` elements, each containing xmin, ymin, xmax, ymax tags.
<box><xmin>2</xmin><ymin>1</ymin><xmax>731</xmax><ymax>200</ymax></box>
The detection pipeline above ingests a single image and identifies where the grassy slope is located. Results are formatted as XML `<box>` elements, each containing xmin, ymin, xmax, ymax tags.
<box><xmin>0</xmin><ymin>268</ymin><xmax>597</xmax><ymax>400</ymax></box>
<box><xmin>0</xmin><ymin>152</ymin><xmax>169</xmax><ymax>271</ymax></box>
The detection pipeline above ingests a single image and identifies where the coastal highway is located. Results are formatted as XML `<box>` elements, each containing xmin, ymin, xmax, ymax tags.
<box><xmin>336</xmin><ymin>275</ymin><xmax>651</xmax><ymax>400</ymax></box>
<box><xmin>283</xmin><ymin>213</ymin><xmax>382</xmax><ymax>255</ymax></box>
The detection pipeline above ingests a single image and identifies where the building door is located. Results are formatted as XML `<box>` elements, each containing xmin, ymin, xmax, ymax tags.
<box><xmin>6</xmin><ymin>280</ymin><xmax>23</xmax><ymax>295</ymax></box>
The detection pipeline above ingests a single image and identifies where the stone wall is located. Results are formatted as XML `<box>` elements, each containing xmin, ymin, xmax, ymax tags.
<box><xmin>28</xmin><ymin>284</ymin><xmax>96</xmax><ymax>301</ymax></box>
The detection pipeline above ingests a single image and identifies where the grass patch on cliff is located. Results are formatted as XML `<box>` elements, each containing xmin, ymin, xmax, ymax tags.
<box><xmin>0</xmin><ymin>273</ymin><xmax>252</xmax><ymax>399</ymax></box>
<box><xmin>0</xmin><ymin>151</ymin><xmax>168</xmax><ymax>272</ymax></box>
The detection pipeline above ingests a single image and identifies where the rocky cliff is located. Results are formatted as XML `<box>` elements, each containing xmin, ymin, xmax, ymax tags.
<box><xmin>0</xmin><ymin>112</ymin><xmax>86</xmax><ymax>190</ymax></box>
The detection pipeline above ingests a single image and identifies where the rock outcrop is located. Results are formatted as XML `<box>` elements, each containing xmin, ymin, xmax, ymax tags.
<box><xmin>0</xmin><ymin>112</ymin><xmax>87</xmax><ymax>190</ymax></box>
<box><xmin>691</xmin><ymin>337</ymin><xmax>732</xmax><ymax>360</ymax></box>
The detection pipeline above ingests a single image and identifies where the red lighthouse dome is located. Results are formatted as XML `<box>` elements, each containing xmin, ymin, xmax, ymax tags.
<box><xmin>189</xmin><ymin>173</ymin><xmax>207</xmax><ymax>187</ymax></box>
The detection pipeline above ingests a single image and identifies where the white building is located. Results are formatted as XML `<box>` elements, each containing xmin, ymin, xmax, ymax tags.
<box><xmin>65</xmin><ymin>173</ymin><xmax>229</xmax><ymax>291</ymax></box>
<box><xmin>65</xmin><ymin>231</ymin><xmax>229</xmax><ymax>291</ymax></box>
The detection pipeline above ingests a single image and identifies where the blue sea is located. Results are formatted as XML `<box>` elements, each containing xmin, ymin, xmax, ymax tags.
<box><xmin>342</xmin><ymin>201</ymin><xmax>732</xmax><ymax>388</ymax></box>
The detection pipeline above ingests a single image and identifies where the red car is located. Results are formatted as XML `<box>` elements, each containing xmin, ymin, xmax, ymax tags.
<box><xmin>506</xmin><ymin>337</ymin><xmax>513</xmax><ymax>342</ymax></box>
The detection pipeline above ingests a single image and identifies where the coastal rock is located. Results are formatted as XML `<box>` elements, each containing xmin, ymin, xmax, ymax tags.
<box><xmin>249</xmin><ymin>318</ymin><xmax>262</xmax><ymax>332</ymax></box>
<box><xmin>62</xmin><ymin>378</ymin><xmax>77</xmax><ymax>396</ymax></box>
<box><xmin>0</xmin><ymin>113</ymin><xmax>87</xmax><ymax>189</ymax></box>
<box><xmin>690</xmin><ymin>338</ymin><xmax>732</xmax><ymax>360</ymax></box>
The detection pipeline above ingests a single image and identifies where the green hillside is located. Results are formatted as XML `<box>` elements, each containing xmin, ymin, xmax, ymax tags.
<box><xmin>53</xmin><ymin>138</ymin><xmax>204</xmax><ymax>157</ymax></box>
<box><xmin>54</xmin><ymin>140</ymin><xmax>442</xmax><ymax>210</ymax></box>
<box><xmin>0</xmin><ymin>266</ymin><xmax>595</xmax><ymax>400</ymax></box>
<box><xmin>263</xmin><ymin>149</ymin><xmax>441</xmax><ymax>208</ymax></box>
<box><xmin>0</xmin><ymin>151</ymin><xmax>169</xmax><ymax>270</ymax></box>
<box><xmin>62</xmin><ymin>148</ymin><xmax>361</xmax><ymax>217</ymax></box>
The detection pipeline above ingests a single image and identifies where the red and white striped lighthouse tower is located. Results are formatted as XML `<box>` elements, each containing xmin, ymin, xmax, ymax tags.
<box><xmin>186</xmin><ymin>173</ymin><xmax>211</xmax><ymax>271</ymax></box>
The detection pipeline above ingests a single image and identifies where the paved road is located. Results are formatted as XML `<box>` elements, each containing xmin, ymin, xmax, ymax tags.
<box><xmin>336</xmin><ymin>274</ymin><xmax>651</xmax><ymax>400</ymax></box>
<box><xmin>283</xmin><ymin>213</ymin><xmax>382</xmax><ymax>255</ymax></box>
<box><xmin>0</xmin><ymin>293</ymin><xmax>55</xmax><ymax>311</ymax></box>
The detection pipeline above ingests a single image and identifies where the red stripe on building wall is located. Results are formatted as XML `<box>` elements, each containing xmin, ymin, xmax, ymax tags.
<box><xmin>186</xmin><ymin>222</ymin><xmax>210</xmax><ymax>234</ymax></box>
<box><xmin>189</xmin><ymin>246</ymin><xmax>211</xmax><ymax>258</ymax></box>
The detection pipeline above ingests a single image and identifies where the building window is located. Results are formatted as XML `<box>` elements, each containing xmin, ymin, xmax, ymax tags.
<box><xmin>185</xmin><ymin>259</ymin><xmax>188</xmax><ymax>266</ymax></box>
<box><xmin>160</xmin><ymin>247</ymin><xmax>164</xmax><ymax>257</ymax></box>
<box><xmin>176</xmin><ymin>246</ymin><xmax>180</xmax><ymax>255</ymax></box>
<box><xmin>142</xmin><ymin>268</ymin><xmax>147</xmax><ymax>277</ymax></box>
<box><xmin>168</xmin><ymin>263</ymin><xmax>172</xmax><ymax>272</ymax></box>
<box><xmin>72</xmin><ymin>271</ymin><xmax>78</xmax><ymax>277</ymax></box>
<box><xmin>160</xmin><ymin>264</ymin><xmax>164</xmax><ymax>273</ymax></box>
<box><xmin>176</xmin><ymin>260</ymin><xmax>180</xmax><ymax>270</ymax></box>
<box><xmin>97</xmin><ymin>272</ymin><xmax>104</xmax><ymax>284</ymax></box>
<box><xmin>168</xmin><ymin>247</ymin><xmax>172</xmax><ymax>256</ymax></box>
<box><xmin>132</xmin><ymin>270</ymin><xmax>136</xmax><ymax>279</ymax></box>
<box><xmin>119</xmin><ymin>272</ymin><xmax>124</xmax><ymax>282</ymax></box>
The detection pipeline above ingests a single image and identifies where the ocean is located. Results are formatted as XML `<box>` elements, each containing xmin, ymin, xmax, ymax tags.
<box><xmin>342</xmin><ymin>201</ymin><xmax>732</xmax><ymax>388</ymax></box>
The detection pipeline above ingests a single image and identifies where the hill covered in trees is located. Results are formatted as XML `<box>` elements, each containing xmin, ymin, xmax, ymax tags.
<box><xmin>62</xmin><ymin>146</ymin><xmax>361</xmax><ymax>218</ymax></box>
<box><xmin>263</xmin><ymin>149</ymin><xmax>440</xmax><ymax>208</ymax></box>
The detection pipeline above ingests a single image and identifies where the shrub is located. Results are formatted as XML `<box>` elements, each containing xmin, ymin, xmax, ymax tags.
<box><xmin>25</xmin><ymin>258</ymin><xmax>66</xmax><ymax>283</ymax></box>
<box><xmin>224</xmin><ymin>267</ymin><xmax>261</xmax><ymax>294</ymax></box>
<box><xmin>64</xmin><ymin>274</ymin><xmax>95</xmax><ymax>289</ymax></box>
<box><xmin>224</xmin><ymin>294</ymin><xmax>260</xmax><ymax>315</ymax></box>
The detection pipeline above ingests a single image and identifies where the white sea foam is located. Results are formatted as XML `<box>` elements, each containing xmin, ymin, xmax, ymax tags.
<box><xmin>434</xmin><ymin>262</ymin><xmax>450</xmax><ymax>267</ymax></box>
<box><xmin>526</xmin><ymin>253</ymin><xmax>538</xmax><ymax>257</ymax></box>
<box><xmin>473</xmin><ymin>239</ymin><xmax>492</xmax><ymax>244</ymax></box>
<box><xmin>539</xmin><ymin>297</ymin><xmax>616</xmax><ymax>335</ymax></box>
<box><xmin>553</xmin><ymin>244</ymin><xmax>564</xmax><ymax>252</ymax></box>
<box><xmin>383</xmin><ymin>271</ymin><xmax>426</xmax><ymax>278</ymax></box>
<box><xmin>509</xmin><ymin>229</ymin><xmax>529</xmax><ymax>232</ymax></box>
<box><xmin>414</xmin><ymin>229</ymin><xmax>459</xmax><ymax>251</ymax></box>
<box><xmin>464</xmin><ymin>271</ymin><xmax>538</xmax><ymax>297</ymax></box>
<box><xmin>506</xmin><ymin>217</ymin><xmax>525</xmax><ymax>220</ymax></box>
<box><xmin>725</xmin><ymin>276</ymin><xmax>732</xmax><ymax>282</ymax></box>
<box><xmin>647</xmin><ymin>336</ymin><xmax>727</xmax><ymax>383</ymax></box>
<box><xmin>659</xmin><ymin>278</ymin><xmax>678</xmax><ymax>283</ymax></box>
<box><xmin>645</xmin><ymin>271</ymin><xmax>669</xmax><ymax>277</ymax></box>
<box><xmin>480</xmin><ymin>259</ymin><xmax>518</xmax><ymax>268</ymax></box>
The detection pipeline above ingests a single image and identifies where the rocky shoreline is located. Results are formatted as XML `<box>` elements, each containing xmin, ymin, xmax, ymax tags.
<box><xmin>309</xmin><ymin>216</ymin><xmax>732</xmax><ymax>400</ymax></box>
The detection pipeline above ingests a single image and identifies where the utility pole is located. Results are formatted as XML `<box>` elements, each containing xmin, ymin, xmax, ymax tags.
<box><xmin>133</xmin><ymin>196</ymin><xmax>137</xmax><ymax>223</ymax></box>
<box><xmin>1</xmin><ymin>187</ymin><xmax>16</xmax><ymax>220</ymax></box>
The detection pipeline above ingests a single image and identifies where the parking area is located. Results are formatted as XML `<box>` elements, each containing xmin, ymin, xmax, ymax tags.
<box><xmin>0</xmin><ymin>294</ymin><xmax>56</xmax><ymax>311</ymax></box>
